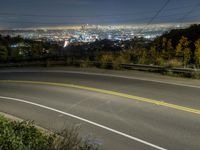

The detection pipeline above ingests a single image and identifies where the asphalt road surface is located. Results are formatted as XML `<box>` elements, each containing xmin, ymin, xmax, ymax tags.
<box><xmin>0</xmin><ymin>68</ymin><xmax>200</xmax><ymax>150</ymax></box>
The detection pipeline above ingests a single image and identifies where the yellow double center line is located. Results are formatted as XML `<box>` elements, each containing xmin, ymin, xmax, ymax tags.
<box><xmin>1</xmin><ymin>80</ymin><xmax>200</xmax><ymax>115</ymax></box>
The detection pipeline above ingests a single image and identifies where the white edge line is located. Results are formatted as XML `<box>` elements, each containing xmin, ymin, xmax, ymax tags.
<box><xmin>0</xmin><ymin>96</ymin><xmax>167</xmax><ymax>150</ymax></box>
<box><xmin>1</xmin><ymin>70</ymin><xmax>200</xmax><ymax>89</ymax></box>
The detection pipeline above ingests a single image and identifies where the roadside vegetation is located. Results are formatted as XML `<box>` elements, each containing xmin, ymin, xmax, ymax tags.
<box><xmin>0</xmin><ymin>115</ymin><xmax>99</xmax><ymax>150</ymax></box>
<box><xmin>1</xmin><ymin>24</ymin><xmax>200</xmax><ymax>78</ymax></box>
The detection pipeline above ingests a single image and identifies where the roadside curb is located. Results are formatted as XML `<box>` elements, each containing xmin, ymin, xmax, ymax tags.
<box><xmin>0</xmin><ymin>112</ymin><xmax>53</xmax><ymax>135</ymax></box>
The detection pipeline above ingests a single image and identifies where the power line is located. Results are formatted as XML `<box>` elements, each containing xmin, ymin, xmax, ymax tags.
<box><xmin>1</xmin><ymin>1</ymin><xmax>200</xmax><ymax>27</ymax></box>
<box><xmin>137</xmin><ymin>0</ymin><xmax>170</xmax><ymax>34</ymax></box>
<box><xmin>1</xmin><ymin>12</ymin><xmax>200</xmax><ymax>26</ymax></box>
<box><xmin>144</xmin><ymin>0</ymin><xmax>170</xmax><ymax>25</ymax></box>
<box><xmin>179</xmin><ymin>3</ymin><xmax>200</xmax><ymax>22</ymax></box>
<box><xmin>0</xmin><ymin>3</ymin><xmax>196</xmax><ymax>19</ymax></box>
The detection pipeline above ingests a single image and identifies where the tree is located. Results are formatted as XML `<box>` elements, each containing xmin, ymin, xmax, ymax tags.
<box><xmin>194</xmin><ymin>39</ymin><xmax>200</xmax><ymax>67</ymax></box>
<box><xmin>138</xmin><ymin>48</ymin><xmax>147</xmax><ymax>64</ymax></box>
<box><xmin>150</xmin><ymin>46</ymin><xmax>158</xmax><ymax>64</ymax></box>
<box><xmin>112</xmin><ymin>51</ymin><xmax>131</xmax><ymax>69</ymax></box>
<box><xmin>0</xmin><ymin>46</ymin><xmax>8</xmax><ymax>62</ymax></box>
<box><xmin>10</xmin><ymin>48</ymin><xmax>22</xmax><ymax>61</ymax></box>
<box><xmin>99</xmin><ymin>53</ymin><xmax>114</xmax><ymax>68</ymax></box>
<box><xmin>161</xmin><ymin>37</ymin><xmax>167</xmax><ymax>53</ymax></box>
<box><xmin>166</xmin><ymin>39</ymin><xmax>174</xmax><ymax>60</ymax></box>
<box><xmin>176</xmin><ymin>36</ymin><xmax>191</xmax><ymax>67</ymax></box>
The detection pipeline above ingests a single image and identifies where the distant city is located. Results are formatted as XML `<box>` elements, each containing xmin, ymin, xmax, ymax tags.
<box><xmin>0</xmin><ymin>23</ymin><xmax>196</xmax><ymax>47</ymax></box>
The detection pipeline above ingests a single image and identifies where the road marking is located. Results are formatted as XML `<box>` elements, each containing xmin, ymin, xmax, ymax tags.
<box><xmin>0</xmin><ymin>96</ymin><xmax>167</xmax><ymax>150</ymax></box>
<box><xmin>0</xmin><ymin>80</ymin><xmax>200</xmax><ymax>115</ymax></box>
<box><xmin>1</xmin><ymin>70</ymin><xmax>200</xmax><ymax>88</ymax></box>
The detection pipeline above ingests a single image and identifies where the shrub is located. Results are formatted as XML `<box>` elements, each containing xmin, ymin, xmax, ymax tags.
<box><xmin>0</xmin><ymin>116</ymin><xmax>99</xmax><ymax>150</ymax></box>
<box><xmin>55</xmin><ymin>127</ymin><xmax>99</xmax><ymax>150</ymax></box>
<box><xmin>0</xmin><ymin>116</ymin><xmax>54</xmax><ymax>150</ymax></box>
<box><xmin>191</xmin><ymin>70</ymin><xmax>200</xmax><ymax>79</ymax></box>
<box><xmin>164</xmin><ymin>59</ymin><xmax>183</xmax><ymax>68</ymax></box>
<box><xmin>99</xmin><ymin>53</ymin><xmax>114</xmax><ymax>69</ymax></box>
<box><xmin>80</xmin><ymin>59</ymin><xmax>93</xmax><ymax>68</ymax></box>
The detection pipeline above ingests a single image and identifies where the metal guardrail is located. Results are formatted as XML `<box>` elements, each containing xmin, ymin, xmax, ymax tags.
<box><xmin>120</xmin><ymin>64</ymin><xmax>165</xmax><ymax>72</ymax></box>
<box><xmin>120</xmin><ymin>63</ymin><xmax>199</xmax><ymax>76</ymax></box>
<box><xmin>0</xmin><ymin>61</ymin><xmax>199</xmax><ymax>77</ymax></box>
<box><xmin>89</xmin><ymin>61</ymin><xmax>199</xmax><ymax>76</ymax></box>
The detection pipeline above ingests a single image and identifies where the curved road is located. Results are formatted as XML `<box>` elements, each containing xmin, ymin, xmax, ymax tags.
<box><xmin>0</xmin><ymin>68</ymin><xmax>200</xmax><ymax>150</ymax></box>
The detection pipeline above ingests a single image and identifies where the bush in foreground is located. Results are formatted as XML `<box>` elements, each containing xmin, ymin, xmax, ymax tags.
<box><xmin>0</xmin><ymin>116</ymin><xmax>99</xmax><ymax>150</ymax></box>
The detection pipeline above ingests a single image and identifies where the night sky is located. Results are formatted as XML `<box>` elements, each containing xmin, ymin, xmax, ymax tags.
<box><xmin>0</xmin><ymin>0</ymin><xmax>200</xmax><ymax>28</ymax></box>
